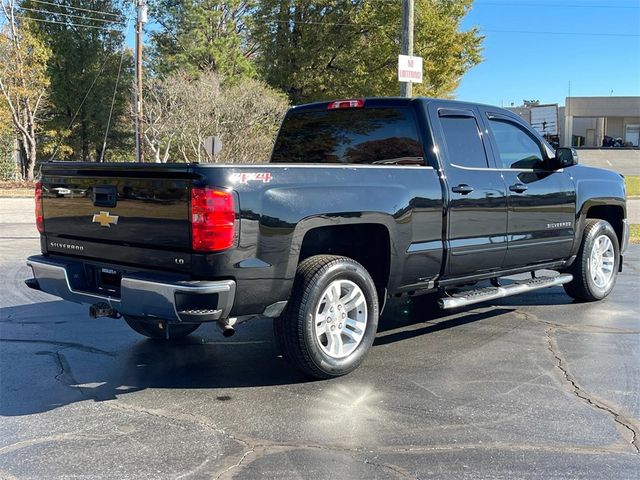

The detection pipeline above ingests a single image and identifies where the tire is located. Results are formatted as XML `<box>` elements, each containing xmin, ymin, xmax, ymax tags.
<box><xmin>563</xmin><ymin>219</ymin><xmax>620</xmax><ymax>302</ymax></box>
<box><xmin>274</xmin><ymin>255</ymin><xmax>379</xmax><ymax>379</ymax></box>
<box><xmin>123</xmin><ymin>316</ymin><xmax>201</xmax><ymax>340</ymax></box>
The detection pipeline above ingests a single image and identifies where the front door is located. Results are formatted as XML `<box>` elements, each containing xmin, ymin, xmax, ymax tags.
<box><xmin>480</xmin><ymin>111</ymin><xmax>576</xmax><ymax>267</ymax></box>
<box><xmin>430</xmin><ymin>104</ymin><xmax>508</xmax><ymax>277</ymax></box>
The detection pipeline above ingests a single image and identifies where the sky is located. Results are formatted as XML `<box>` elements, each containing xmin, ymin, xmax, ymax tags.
<box><xmin>455</xmin><ymin>0</ymin><xmax>640</xmax><ymax>107</ymax></box>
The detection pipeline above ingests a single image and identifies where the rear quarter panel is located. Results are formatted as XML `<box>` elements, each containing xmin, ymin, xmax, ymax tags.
<box><xmin>192</xmin><ymin>164</ymin><xmax>444</xmax><ymax>315</ymax></box>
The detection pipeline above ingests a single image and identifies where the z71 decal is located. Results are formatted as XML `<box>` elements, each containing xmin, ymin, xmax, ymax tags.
<box><xmin>230</xmin><ymin>172</ymin><xmax>272</xmax><ymax>184</ymax></box>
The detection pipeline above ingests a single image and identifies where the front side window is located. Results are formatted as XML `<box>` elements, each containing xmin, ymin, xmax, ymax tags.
<box><xmin>440</xmin><ymin>116</ymin><xmax>489</xmax><ymax>169</ymax></box>
<box><xmin>271</xmin><ymin>107</ymin><xmax>424</xmax><ymax>164</ymax></box>
<box><xmin>488</xmin><ymin>119</ymin><xmax>545</xmax><ymax>169</ymax></box>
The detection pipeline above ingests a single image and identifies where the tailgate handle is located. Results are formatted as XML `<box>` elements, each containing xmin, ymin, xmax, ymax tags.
<box><xmin>93</xmin><ymin>186</ymin><xmax>118</xmax><ymax>207</ymax></box>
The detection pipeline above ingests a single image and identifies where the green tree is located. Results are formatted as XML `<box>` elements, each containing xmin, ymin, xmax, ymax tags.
<box><xmin>0</xmin><ymin>1</ymin><xmax>51</xmax><ymax>180</ymax></box>
<box><xmin>252</xmin><ymin>0</ymin><xmax>483</xmax><ymax>103</ymax></box>
<box><xmin>149</xmin><ymin>0</ymin><xmax>256</xmax><ymax>79</ymax></box>
<box><xmin>24</xmin><ymin>0</ymin><xmax>134</xmax><ymax>162</ymax></box>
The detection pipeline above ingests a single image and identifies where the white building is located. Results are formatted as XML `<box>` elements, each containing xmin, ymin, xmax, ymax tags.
<box><xmin>509</xmin><ymin>97</ymin><xmax>640</xmax><ymax>148</ymax></box>
<box><xmin>564</xmin><ymin>96</ymin><xmax>640</xmax><ymax>147</ymax></box>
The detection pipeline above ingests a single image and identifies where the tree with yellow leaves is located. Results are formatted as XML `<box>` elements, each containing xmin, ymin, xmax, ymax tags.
<box><xmin>0</xmin><ymin>0</ymin><xmax>51</xmax><ymax>180</ymax></box>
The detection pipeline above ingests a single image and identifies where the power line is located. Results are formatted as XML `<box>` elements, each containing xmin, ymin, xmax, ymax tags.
<box><xmin>48</xmin><ymin>53</ymin><xmax>112</xmax><ymax>161</ymax></box>
<box><xmin>20</xmin><ymin>7</ymin><xmax>125</xmax><ymax>25</ymax></box>
<box><xmin>483</xmin><ymin>28</ymin><xmax>640</xmax><ymax>38</ymax></box>
<box><xmin>475</xmin><ymin>1</ymin><xmax>640</xmax><ymax>9</ymax></box>
<box><xmin>16</xmin><ymin>15</ymin><xmax>123</xmax><ymax>31</ymax></box>
<box><xmin>100</xmin><ymin>15</ymin><xmax>132</xmax><ymax>162</ymax></box>
<box><xmin>47</xmin><ymin>14</ymin><xmax>130</xmax><ymax>162</ymax></box>
<box><xmin>248</xmin><ymin>17</ymin><xmax>640</xmax><ymax>37</ymax></box>
<box><xmin>29</xmin><ymin>0</ymin><xmax>124</xmax><ymax>19</ymax></box>
<box><xmin>252</xmin><ymin>17</ymin><xmax>376</xmax><ymax>28</ymax></box>
<box><xmin>152</xmin><ymin>16</ymin><xmax>207</xmax><ymax>65</ymax></box>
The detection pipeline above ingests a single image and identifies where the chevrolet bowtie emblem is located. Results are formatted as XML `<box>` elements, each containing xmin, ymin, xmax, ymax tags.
<box><xmin>92</xmin><ymin>211</ymin><xmax>119</xmax><ymax>228</ymax></box>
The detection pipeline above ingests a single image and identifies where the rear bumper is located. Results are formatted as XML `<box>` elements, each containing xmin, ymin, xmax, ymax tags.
<box><xmin>26</xmin><ymin>255</ymin><xmax>235</xmax><ymax>323</ymax></box>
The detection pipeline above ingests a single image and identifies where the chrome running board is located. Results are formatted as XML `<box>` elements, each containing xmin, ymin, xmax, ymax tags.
<box><xmin>439</xmin><ymin>274</ymin><xmax>573</xmax><ymax>310</ymax></box>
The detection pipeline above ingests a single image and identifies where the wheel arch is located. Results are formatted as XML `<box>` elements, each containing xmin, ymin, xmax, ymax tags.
<box><xmin>574</xmin><ymin>199</ymin><xmax>626</xmax><ymax>253</ymax></box>
<box><xmin>288</xmin><ymin>216</ymin><xmax>396</xmax><ymax>300</ymax></box>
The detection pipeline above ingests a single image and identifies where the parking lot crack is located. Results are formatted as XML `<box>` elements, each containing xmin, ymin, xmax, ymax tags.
<box><xmin>103</xmin><ymin>401</ymin><xmax>263</xmax><ymax>478</ymax></box>
<box><xmin>515</xmin><ymin>311</ymin><xmax>640</xmax><ymax>335</ymax></box>
<box><xmin>34</xmin><ymin>347</ymin><xmax>93</xmax><ymax>400</ymax></box>
<box><xmin>363</xmin><ymin>457</ymin><xmax>416</xmax><ymax>478</ymax></box>
<box><xmin>1</xmin><ymin>338</ymin><xmax>116</xmax><ymax>356</ymax></box>
<box><xmin>545</xmin><ymin>326</ymin><xmax>640</xmax><ymax>454</ymax></box>
<box><xmin>213</xmin><ymin>446</ymin><xmax>255</xmax><ymax>480</ymax></box>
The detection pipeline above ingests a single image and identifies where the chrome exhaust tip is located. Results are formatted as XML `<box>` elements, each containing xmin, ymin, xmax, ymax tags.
<box><xmin>217</xmin><ymin>319</ymin><xmax>236</xmax><ymax>337</ymax></box>
<box><xmin>221</xmin><ymin>325</ymin><xmax>235</xmax><ymax>337</ymax></box>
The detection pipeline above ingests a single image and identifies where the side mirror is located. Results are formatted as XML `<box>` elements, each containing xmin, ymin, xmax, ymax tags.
<box><xmin>552</xmin><ymin>147</ymin><xmax>578</xmax><ymax>169</ymax></box>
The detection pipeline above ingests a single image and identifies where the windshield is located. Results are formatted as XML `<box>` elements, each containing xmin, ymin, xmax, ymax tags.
<box><xmin>271</xmin><ymin>107</ymin><xmax>424</xmax><ymax>164</ymax></box>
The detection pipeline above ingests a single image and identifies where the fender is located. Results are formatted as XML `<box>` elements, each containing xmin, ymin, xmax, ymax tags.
<box><xmin>570</xmin><ymin>165</ymin><xmax>627</xmax><ymax>255</ymax></box>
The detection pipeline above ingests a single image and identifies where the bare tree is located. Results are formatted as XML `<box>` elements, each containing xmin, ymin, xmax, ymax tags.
<box><xmin>143</xmin><ymin>71</ymin><xmax>288</xmax><ymax>164</ymax></box>
<box><xmin>0</xmin><ymin>1</ymin><xmax>50</xmax><ymax>180</ymax></box>
<box><xmin>142</xmin><ymin>74</ymin><xmax>180</xmax><ymax>163</ymax></box>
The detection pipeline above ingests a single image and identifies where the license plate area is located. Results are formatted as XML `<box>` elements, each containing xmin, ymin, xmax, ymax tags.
<box><xmin>97</xmin><ymin>267</ymin><xmax>122</xmax><ymax>296</ymax></box>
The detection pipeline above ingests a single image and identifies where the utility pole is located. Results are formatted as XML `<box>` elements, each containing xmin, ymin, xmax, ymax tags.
<box><xmin>400</xmin><ymin>0</ymin><xmax>414</xmax><ymax>98</ymax></box>
<box><xmin>134</xmin><ymin>0</ymin><xmax>147</xmax><ymax>162</ymax></box>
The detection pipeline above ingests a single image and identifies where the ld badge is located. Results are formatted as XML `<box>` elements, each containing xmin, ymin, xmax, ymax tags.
<box><xmin>92</xmin><ymin>211</ymin><xmax>119</xmax><ymax>228</ymax></box>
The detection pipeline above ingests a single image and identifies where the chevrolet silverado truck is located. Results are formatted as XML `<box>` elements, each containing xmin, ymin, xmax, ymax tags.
<box><xmin>26</xmin><ymin>97</ymin><xmax>629</xmax><ymax>378</ymax></box>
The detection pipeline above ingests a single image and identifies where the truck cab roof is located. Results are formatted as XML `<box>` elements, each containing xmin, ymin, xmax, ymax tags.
<box><xmin>289</xmin><ymin>96</ymin><xmax>501</xmax><ymax>113</ymax></box>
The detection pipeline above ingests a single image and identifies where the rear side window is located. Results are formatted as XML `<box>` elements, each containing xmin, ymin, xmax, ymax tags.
<box><xmin>488</xmin><ymin>119</ymin><xmax>545</xmax><ymax>169</ymax></box>
<box><xmin>271</xmin><ymin>107</ymin><xmax>424</xmax><ymax>164</ymax></box>
<box><xmin>440</xmin><ymin>116</ymin><xmax>489</xmax><ymax>168</ymax></box>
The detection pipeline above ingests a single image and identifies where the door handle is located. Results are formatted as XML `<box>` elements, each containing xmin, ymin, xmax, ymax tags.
<box><xmin>451</xmin><ymin>184</ymin><xmax>474</xmax><ymax>195</ymax></box>
<box><xmin>509</xmin><ymin>183</ymin><xmax>528</xmax><ymax>193</ymax></box>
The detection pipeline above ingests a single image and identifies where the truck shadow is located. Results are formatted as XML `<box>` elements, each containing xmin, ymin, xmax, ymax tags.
<box><xmin>0</xmin><ymin>293</ymin><xmax>566</xmax><ymax>417</ymax></box>
<box><xmin>375</xmin><ymin>299</ymin><xmax>514</xmax><ymax>346</ymax></box>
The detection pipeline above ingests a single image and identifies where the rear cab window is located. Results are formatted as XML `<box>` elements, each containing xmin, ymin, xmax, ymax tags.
<box><xmin>438</xmin><ymin>111</ymin><xmax>490</xmax><ymax>169</ymax></box>
<box><xmin>271</xmin><ymin>107</ymin><xmax>424</xmax><ymax>165</ymax></box>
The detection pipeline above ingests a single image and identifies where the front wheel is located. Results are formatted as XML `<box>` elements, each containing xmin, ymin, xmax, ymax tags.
<box><xmin>563</xmin><ymin>219</ymin><xmax>620</xmax><ymax>302</ymax></box>
<box><xmin>274</xmin><ymin>255</ymin><xmax>379</xmax><ymax>379</ymax></box>
<box><xmin>123</xmin><ymin>316</ymin><xmax>201</xmax><ymax>340</ymax></box>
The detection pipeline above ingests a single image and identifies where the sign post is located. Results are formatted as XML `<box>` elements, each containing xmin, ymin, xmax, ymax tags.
<box><xmin>400</xmin><ymin>0</ymin><xmax>415</xmax><ymax>97</ymax></box>
<box><xmin>203</xmin><ymin>136</ymin><xmax>222</xmax><ymax>160</ymax></box>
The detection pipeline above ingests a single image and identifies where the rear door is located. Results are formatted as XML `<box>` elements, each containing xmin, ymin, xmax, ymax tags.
<box><xmin>429</xmin><ymin>103</ymin><xmax>508</xmax><ymax>277</ymax></box>
<box><xmin>41</xmin><ymin>163</ymin><xmax>194</xmax><ymax>271</ymax></box>
<box><xmin>479</xmin><ymin>110</ymin><xmax>576</xmax><ymax>266</ymax></box>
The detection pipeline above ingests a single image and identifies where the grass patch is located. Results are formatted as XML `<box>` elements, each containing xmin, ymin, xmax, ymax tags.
<box><xmin>0</xmin><ymin>188</ymin><xmax>33</xmax><ymax>197</ymax></box>
<box><xmin>0</xmin><ymin>180</ymin><xmax>34</xmax><ymax>197</ymax></box>
<box><xmin>626</xmin><ymin>176</ymin><xmax>640</xmax><ymax>198</ymax></box>
<box><xmin>630</xmin><ymin>224</ymin><xmax>640</xmax><ymax>245</ymax></box>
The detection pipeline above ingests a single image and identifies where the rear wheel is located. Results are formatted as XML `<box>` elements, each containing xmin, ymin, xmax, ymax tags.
<box><xmin>563</xmin><ymin>219</ymin><xmax>620</xmax><ymax>302</ymax></box>
<box><xmin>123</xmin><ymin>316</ymin><xmax>201</xmax><ymax>340</ymax></box>
<box><xmin>274</xmin><ymin>255</ymin><xmax>379</xmax><ymax>379</ymax></box>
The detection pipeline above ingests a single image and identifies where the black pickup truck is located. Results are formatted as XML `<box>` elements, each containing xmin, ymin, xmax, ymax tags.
<box><xmin>27</xmin><ymin>97</ymin><xmax>629</xmax><ymax>378</ymax></box>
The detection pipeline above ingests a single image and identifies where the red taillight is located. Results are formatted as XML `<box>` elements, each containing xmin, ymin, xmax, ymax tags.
<box><xmin>190</xmin><ymin>187</ymin><xmax>236</xmax><ymax>252</ymax></box>
<box><xmin>327</xmin><ymin>99</ymin><xmax>364</xmax><ymax>110</ymax></box>
<box><xmin>35</xmin><ymin>181</ymin><xmax>44</xmax><ymax>233</ymax></box>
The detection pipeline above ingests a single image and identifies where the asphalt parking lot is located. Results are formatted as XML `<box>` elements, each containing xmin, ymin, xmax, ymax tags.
<box><xmin>1</xmin><ymin>198</ymin><xmax>639</xmax><ymax>479</ymax></box>
<box><xmin>577</xmin><ymin>149</ymin><xmax>640</xmax><ymax>177</ymax></box>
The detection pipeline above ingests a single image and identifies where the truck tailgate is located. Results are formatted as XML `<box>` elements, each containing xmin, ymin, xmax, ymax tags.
<box><xmin>40</xmin><ymin>163</ymin><xmax>194</xmax><ymax>271</ymax></box>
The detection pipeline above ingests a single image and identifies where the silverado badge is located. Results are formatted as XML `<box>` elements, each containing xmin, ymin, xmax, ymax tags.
<box><xmin>92</xmin><ymin>211</ymin><xmax>119</xmax><ymax>228</ymax></box>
